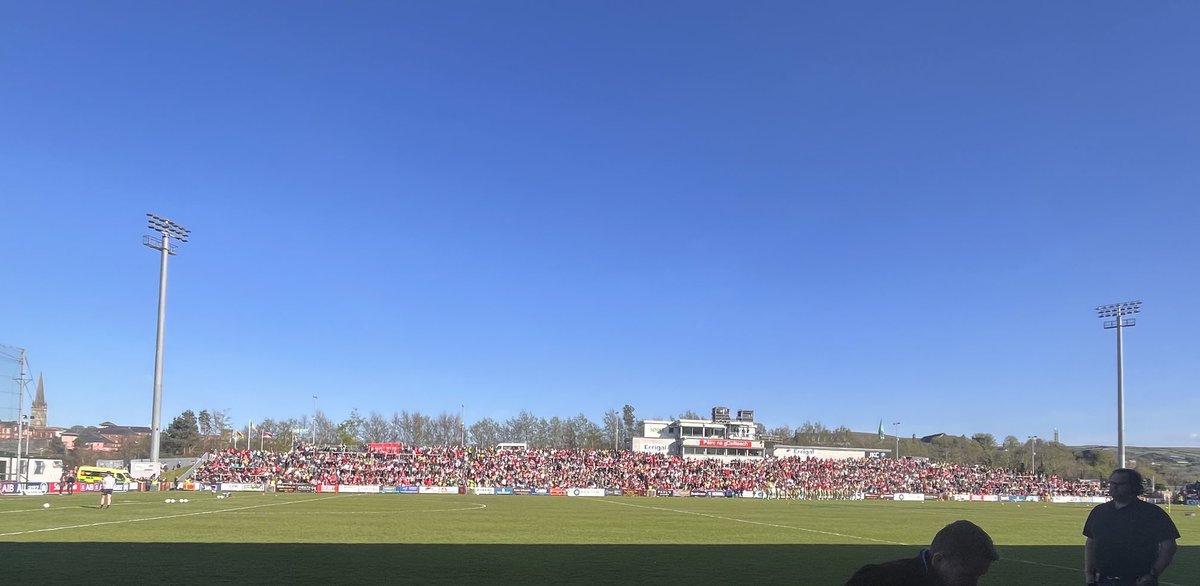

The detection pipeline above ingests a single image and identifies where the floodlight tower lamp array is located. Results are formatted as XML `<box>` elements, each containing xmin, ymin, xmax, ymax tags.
<box><xmin>144</xmin><ymin>213</ymin><xmax>190</xmax><ymax>473</ymax></box>
<box><xmin>1096</xmin><ymin>300</ymin><xmax>1140</xmax><ymax>469</ymax></box>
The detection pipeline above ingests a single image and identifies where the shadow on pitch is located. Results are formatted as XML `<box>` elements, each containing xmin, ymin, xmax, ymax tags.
<box><xmin>2</xmin><ymin>543</ymin><xmax>1196</xmax><ymax>585</ymax></box>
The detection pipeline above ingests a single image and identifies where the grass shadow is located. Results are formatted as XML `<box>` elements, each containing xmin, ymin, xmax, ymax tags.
<box><xmin>1</xmin><ymin>543</ymin><xmax>1195</xmax><ymax>585</ymax></box>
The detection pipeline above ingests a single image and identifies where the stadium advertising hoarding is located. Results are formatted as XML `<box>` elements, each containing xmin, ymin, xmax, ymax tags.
<box><xmin>631</xmin><ymin>438</ymin><xmax>672</xmax><ymax>454</ymax></box>
<box><xmin>368</xmin><ymin>443</ymin><xmax>403</xmax><ymax>454</ymax></box>
<box><xmin>0</xmin><ymin>482</ymin><xmax>51</xmax><ymax>496</ymax></box>
<box><xmin>772</xmin><ymin>446</ymin><xmax>879</xmax><ymax>460</ymax></box>
<box><xmin>130</xmin><ymin>460</ymin><xmax>161</xmax><ymax>480</ymax></box>
<box><xmin>418</xmin><ymin>486</ymin><xmax>459</xmax><ymax>495</ymax></box>
<box><xmin>276</xmin><ymin>483</ymin><xmax>316</xmax><ymax>493</ymax></box>
<box><xmin>954</xmin><ymin>494</ymin><xmax>999</xmax><ymax>502</ymax></box>
<box><xmin>1049</xmin><ymin>495</ymin><xmax>1109</xmax><ymax>504</ymax></box>
<box><xmin>643</xmin><ymin>421</ymin><xmax>668</xmax><ymax>437</ymax></box>
<box><xmin>67</xmin><ymin>482</ymin><xmax>133</xmax><ymax>493</ymax></box>
<box><xmin>697</xmin><ymin>439</ymin><xmax>753</xmax><ymax>448</ymax></box>
<box><xmin>892</xmin><ymin>493</ymin><xmax>926</xmax><ymax>501</ymax></box>
<box><xmin>338</xmin><ymin>485</ymin><xmax>380</xmax><ymax>494</ymax></box>
<box><xmin>221</xmin><ymin>483</ymin><xmax>265</xmax><ymax>492</ymax></box>
<box><xmin>566</xmin><ymin>488</ymin><xmax>606</xmax><ymax>497</ymax></box>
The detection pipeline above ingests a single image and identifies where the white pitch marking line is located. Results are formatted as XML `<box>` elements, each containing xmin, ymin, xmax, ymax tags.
<box><xmin>0</xmin><ymin>494</ymin><xmax>344</xmax><ymax>537</ymax></box>
<box><xmin>595</xmin><ymin>499</ymin><xmax>907</xmax><ymax>545</ymax></box>
<box><xmin>222</xmin><ymin>503</ymin><xmax>489</xmax><ymax>515</ymax></box>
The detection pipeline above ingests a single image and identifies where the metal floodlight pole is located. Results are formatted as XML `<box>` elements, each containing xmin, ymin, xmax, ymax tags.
<box><xmin>12</xmin><ymin>348</ymin><xmax>29</xmax><ymax>482</ymax></box>
<box><xmin>1027</xmin><ymin>435</ymin><xmax>1038</xmax><ymax>473</ymax></box>
<box><xmin>1097</xmin><ymin>300</ymin><xmax>1140</xmax><ymax>469</ymax></box>
<box><xmin>144</xmin><ymin>213</ymin><xmax>190</xmax><ymax>472</ymax></box>
<box><xmin>312</xmin><ymin>395</ymin><xmax>318</xmax><ymax>444</ymax></box>
<box><xmin>892</xmin><ymin>422</ymin><xmax>900</xmax><ymax>459</ymax></box>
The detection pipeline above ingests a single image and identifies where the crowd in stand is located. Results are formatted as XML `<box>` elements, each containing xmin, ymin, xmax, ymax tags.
<box><xmin>191</xmin><ymin>444</ymin><xmax>1107</xmax><ymax>498</ymax></box>
<box><xmin>1179</xmin><ymin>481</ymin><xmax>1200</xmax><ymax>503</ymax></box>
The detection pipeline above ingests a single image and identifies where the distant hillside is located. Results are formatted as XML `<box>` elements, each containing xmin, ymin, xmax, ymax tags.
<box><xmin>1084</xmin><ymin>445</ymin><xmax>1200</xmax><ymax>484</ymax></box>
<box><xmin>788</xmin><ymin>430</ymin><xmax>1200</xmax><ymax>485</ymax></box>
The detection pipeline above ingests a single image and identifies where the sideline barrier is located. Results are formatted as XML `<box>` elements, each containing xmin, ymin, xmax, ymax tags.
<box><xmin>338</xmin><ymin>485</ymin><xmax>380</xmax><ymax>494</ymax></box>
<box><xmin>566</xmin><ymin>488</ymin><xmax>605</xmax><ymax>497</ymax></box>
<box><xmin>276</xmin><ymin>483</ymin><xmax>317</xmax><ymax>493</ymax></box>
<box><xmin>1</xmin><ymin>481</ymin><xmax>138</xmax><ymax>495</ymax></box>
<box><xmin>219</xmin><ymin>482</ymin><xmax>265</xmax><ymax>492</ymax></box>
<box><xmin>120</xmin><ymin>481</ymin><xmax>1118</xmax><ymax>505</ymax></box>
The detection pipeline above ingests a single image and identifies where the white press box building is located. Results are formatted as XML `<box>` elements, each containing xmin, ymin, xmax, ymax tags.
<box><xmin>633</xmin><ymin>407</ymin><xmax>765</xmax><ymax>460</ymax></box>
<box><xmin>632</xmin><ymin>406</ymin><xmax>888</xmax><ymax>461</ymax></box>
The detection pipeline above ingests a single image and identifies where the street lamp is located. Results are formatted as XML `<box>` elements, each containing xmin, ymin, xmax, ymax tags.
<box><xmin>144</xmin><ymin>213</ymin><xmax>190</xmax><ymax>471</ymax></box>
<box><xmin>1027</xmin><ymin>435</ymin><xmax>1039</xmax><ymax>474</ymax></box>
<box><xmin>892</xmin><ymin>422</ymin><xmax>901</xmax><ymax>459</ymax></box>
<box><xmin>1097</xmin><ymin>300</ymin><xmax>1140</xmax><ymax>468</ymax></box>
<box><xmin>312</xmin><ymin>395</ymin><xmax>319</xmax><ymax>443</ymax></box>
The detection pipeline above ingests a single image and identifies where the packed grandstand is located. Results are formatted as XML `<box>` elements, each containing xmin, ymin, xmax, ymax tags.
<box><xmin>191</xmin><ymin>444</ymin><xmax>1109</xmax><ymax>499</ymax></box>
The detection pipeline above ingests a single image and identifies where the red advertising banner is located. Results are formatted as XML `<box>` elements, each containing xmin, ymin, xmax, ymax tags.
<box><xmin>368</xmin><ymin>443</ymin><xmax>403</xmax><ymax>454</ymax></box>
<box><xmin>697</xmin><ymin>439</ymin><xmax>752</xmax><ymax>448</ymax></box>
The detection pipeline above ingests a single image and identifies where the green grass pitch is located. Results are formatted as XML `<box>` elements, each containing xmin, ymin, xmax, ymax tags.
<box><xmin>2</xmin><ymin>493</ymin><xmax>1196</xmax><ymax>585</ymax></box>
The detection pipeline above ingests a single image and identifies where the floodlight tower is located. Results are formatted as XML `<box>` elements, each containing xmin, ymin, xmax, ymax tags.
<box><xmin>1096</xmin><ymin>300</ymin><xmax>1140</xmax><ymax>469</ymax></box>
<box><xmin>144</xmin><ymin>213</ymin><xmax>190</xmax><ymax>471</ymax></box>
<box><xmin>1027</xmin><ymin>435</ymin><xmax>1039</xmax><ymax>474</ymax></box>
<box><xmin>892</xmin><ymin>421</ymin><xmax>900</xmax><ymax>459</ymax></box>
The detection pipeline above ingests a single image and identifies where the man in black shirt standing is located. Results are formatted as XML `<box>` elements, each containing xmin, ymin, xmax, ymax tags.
<box><xmin>1083</xmin><ymin>468</ymin><xmax>1180</xmax><ymax>586</ymax></box>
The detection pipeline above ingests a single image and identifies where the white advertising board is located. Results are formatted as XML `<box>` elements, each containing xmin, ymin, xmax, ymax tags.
<box><xmin>338</xmin><ymin>485</ymin><xmax>381</xmax><ymax>494</ymax></box>
<box><xmin>418</xmin><ymin>486</ymin><xmax>459</xmax><ymax>495</ymax></box>
<box><xmin>221</xmin><ymin>483</ymin><xmax>265</xmax><ymax>492</ymax></box>
<box><xmin>566</xmin><ymin>488</ymin><xmax>605</xmax><ymax>497</ymax></box>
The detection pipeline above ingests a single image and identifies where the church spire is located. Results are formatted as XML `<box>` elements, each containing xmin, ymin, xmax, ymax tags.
<box><xmin>31</xmin><ymin>372</ymin><xmax>47</xmax><ymax>428</ymax></box>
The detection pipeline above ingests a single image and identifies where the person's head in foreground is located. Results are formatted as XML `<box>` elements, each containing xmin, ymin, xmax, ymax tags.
<box><xmin>927</xmin><ymin>519</ymin><xmax>999</xmax><ymax>586</ymax></box>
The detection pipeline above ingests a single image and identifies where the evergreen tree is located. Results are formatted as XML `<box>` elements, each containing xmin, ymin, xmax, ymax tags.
<box><xmin>162</xmin><ymin>410</ymin><xmax>201</xmax><ymax>456</ymax></box>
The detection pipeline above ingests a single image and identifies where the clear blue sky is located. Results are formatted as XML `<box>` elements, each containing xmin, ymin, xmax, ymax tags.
<box><xmin>2</xmin><ymin>1</ymin><xmax>1197</xmax><ymax>447</ymax></box>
